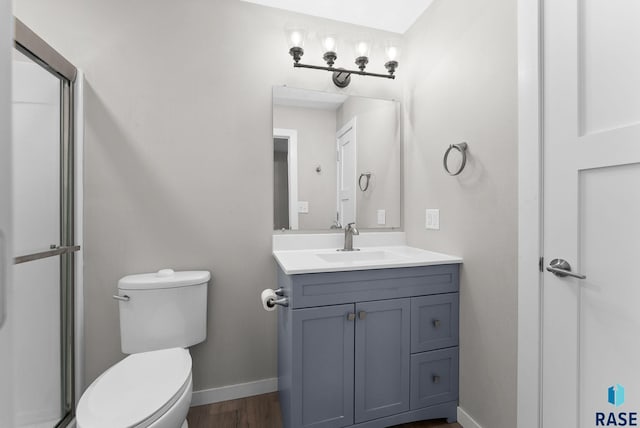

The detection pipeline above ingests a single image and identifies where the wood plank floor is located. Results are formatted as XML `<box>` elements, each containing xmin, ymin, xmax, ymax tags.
<box><xmin>187</xmin><ymin>392</ymin><xmax>463</xmax><ymax>428</ymax></box>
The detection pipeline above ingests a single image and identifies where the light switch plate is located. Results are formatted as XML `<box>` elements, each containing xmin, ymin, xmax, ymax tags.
<box><xmin>425</xmin><ymin>209</ymin><xmax>440</xmax><ymax>230</ymax></box>
<box><xmin>377</xmin><ymin>209</ymin><xmax>386</xmax><ymax>225</ymax></box>
<box><xmin>298</xmin><ymin>201</ymin><xmax>309</xmax><ymax>214</ymax></box>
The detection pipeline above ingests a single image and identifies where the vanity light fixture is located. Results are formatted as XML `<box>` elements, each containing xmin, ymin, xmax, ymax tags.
<box><xmin>285</xmin><ymin>28</ymin><xmax>400</xmax><ymax>88</ymax></box>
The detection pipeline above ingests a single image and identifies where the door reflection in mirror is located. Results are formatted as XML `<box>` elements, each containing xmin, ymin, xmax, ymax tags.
<box><xmin>272</xmin><ymin>86</ymin><xmax>400</xmax><ymax>231</ymax></box>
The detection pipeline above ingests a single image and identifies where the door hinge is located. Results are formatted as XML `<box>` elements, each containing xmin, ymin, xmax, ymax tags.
<box><xmin>539</xmin><ymin>256</ymin><xmax>544</xmax><ymax>272</ymax></box>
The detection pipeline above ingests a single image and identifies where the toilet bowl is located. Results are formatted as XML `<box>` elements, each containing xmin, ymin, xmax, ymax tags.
<box><xmin>77</xmin><ymin>348</ymin><xmax>192</xmax><ymax>428</ymax></box>
<box><xmin>76</xmin><ymin>269</ymin><xmax>210</xmax><ymax>428</ymax></box>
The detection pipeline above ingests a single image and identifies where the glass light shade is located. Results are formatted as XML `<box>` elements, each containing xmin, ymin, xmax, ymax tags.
<box><xmin>355</xmin><ymin>40</ymin><xmax>371</xmax><ymax>58</ymax></box>
<box><xmin>322</xmin><ymin>35</ymin><xmax>338</xmax><ymax>53</ymax></box>
<box><xmin>285</xmin><ymin>27</ymin><xmax>307</xmax><ymax>48</ymax></box>
<box><xmin>385</xmin><ymin>44</ymin><xmax>400</xmax><ymax>61</ymax></box>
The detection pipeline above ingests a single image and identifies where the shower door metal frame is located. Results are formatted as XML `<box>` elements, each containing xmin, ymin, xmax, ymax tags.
<box><xmin>13</xmin><ymin>17</ymin><xmax>78</xmax><ymax>428</ymax></box>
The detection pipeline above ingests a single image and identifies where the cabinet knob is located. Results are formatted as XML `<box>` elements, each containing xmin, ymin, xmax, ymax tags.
<box><xmin>358</xmin><ymin>311</ymin><xmax>367</xmax><ymax>320</ymax></box>
<box><xmin>432</xmin><ymin>375</ymin><xmax>441</xmax><ymax>384</ymax></box>
<box><xmin>347</xmin><ymin>313</ymin><xmax>356</xmax><ymax>321</ymax></box>
<box><xmin>432</xmin><ymin>319</ymin><xmax>441</xmax><ymax>328</ymax></box>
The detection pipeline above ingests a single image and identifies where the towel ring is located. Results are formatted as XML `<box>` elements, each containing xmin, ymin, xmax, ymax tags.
<box><xmin>358</xmin><ymin>172</ymin><xmax>372</xmax><ymax>191</ymax></box>
<box><xmin>443</xmin><ymin>142</ymin><xmax>468</xmax><ymax>176</ymax></box>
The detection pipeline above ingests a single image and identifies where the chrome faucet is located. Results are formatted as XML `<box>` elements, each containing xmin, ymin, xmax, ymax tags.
<box><xmin>339</xmin><ymin>222</ymin><xmax>360</xmax><ymax>252</ymax></box>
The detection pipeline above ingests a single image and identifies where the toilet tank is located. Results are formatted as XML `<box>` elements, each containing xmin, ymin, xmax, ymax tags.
<box><xmin>117</xmin><ymin>269</ymin><xmax>210</xmax><ymax>354</ymax></box>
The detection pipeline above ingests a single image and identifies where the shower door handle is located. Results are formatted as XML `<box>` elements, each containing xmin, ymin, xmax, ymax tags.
<box><xmin>13</xmin><ymin>245</ymin><xmax>80</xmax><ymax>265</ymax></box>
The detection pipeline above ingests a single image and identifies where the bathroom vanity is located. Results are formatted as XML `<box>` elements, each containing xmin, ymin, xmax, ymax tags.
<box><xmin>273</xmin><ymin>244</ymin><xmax>462</xmax><ymax>428</ymax></box>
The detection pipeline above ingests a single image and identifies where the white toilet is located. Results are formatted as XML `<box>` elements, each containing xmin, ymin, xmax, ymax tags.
<box><xmin>77</xmin><ymin>269</ymin><xmax>210</xmax><ymax>428</ymax></box>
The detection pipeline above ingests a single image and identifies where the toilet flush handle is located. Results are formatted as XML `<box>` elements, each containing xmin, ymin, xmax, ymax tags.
<box><xmin>112</xmin><ymin>295</ymin><xmax>130</xmax><ymax>302</ymax></box>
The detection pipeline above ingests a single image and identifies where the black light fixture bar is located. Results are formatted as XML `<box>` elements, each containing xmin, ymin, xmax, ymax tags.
<box><xmin>285</xmin><ymin>31</ymin><xmax>400</xmax><ymax>87</ymax></box>
<box><xmin>293</xmin><ymin>62</ymin><xmax>395</xmax><ymax>79</ymax></box>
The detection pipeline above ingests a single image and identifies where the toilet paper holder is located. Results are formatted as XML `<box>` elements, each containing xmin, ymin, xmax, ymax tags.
<box><xmin>267</xmin><ymin>287</ymin><xmax>289</xmax><ymax>308</ymax></box>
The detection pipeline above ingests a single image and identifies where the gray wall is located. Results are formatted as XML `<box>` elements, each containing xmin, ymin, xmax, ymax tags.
<box><xmin>402</xmin><ymin>1</ymin><xmax>518</xmax><ymax>428</ymax></box>
<box><xmin>273</xmin><ymin>105</ymin><xmax>337</xmax><ymax>230</ymax></box>
<box><xmin>14</xmin><ymin>0</ymin><xmax>401</xmax><ymax>392</ymax></box>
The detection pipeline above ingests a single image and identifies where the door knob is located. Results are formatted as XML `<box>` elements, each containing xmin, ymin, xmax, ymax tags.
<box><xmin>546</xmin><ymin>258</ymin><xmax>586</xmax><ymax>279</ymax></box>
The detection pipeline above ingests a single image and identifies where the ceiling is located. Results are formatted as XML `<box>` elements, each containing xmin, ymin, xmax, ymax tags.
<box><xmin>240</xmin><ymin>0</ymin><xmax>434</xmax><ymax>34</ymax></box>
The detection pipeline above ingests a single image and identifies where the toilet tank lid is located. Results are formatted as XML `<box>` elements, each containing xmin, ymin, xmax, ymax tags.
<box><xmin>118</xmin><ymin>269</ymin><xmax>211</xmax><ymax>290</ymax></box>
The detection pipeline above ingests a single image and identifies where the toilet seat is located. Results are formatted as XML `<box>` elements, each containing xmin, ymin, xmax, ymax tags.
<box><xmin>77</xmin><ymin>347</ymin><xmax>192</xmax><ymax>428</ymax></box>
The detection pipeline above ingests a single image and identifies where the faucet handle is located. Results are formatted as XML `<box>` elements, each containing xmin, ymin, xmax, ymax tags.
<box><xmin>346</xmin><ymin>222</ymin><xmax>359</xmax><ymax>235</ymax></box>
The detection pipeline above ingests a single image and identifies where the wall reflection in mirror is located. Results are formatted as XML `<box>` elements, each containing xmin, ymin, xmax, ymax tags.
<box><xmin>273</xmin><ymin>86</ymin><xmax>400</xmax><ymax>231</ymax></box>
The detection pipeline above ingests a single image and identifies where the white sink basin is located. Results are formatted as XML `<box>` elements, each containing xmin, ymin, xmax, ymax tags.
<box><xmin>272</xmin><ymin>245</ymin><xmax>462</xmax><ymax>274</ymax></box>
<box><xmin>316</xmin><ymin>250</ymin><xmax>405</xmax><ymax>263</ymax></box>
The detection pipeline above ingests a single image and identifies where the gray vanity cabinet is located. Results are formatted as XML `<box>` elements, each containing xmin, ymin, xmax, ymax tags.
<box><xmin>277</xmin><ymin>264</ymin><xmax>460</xmax><ymax>428</ymax></box>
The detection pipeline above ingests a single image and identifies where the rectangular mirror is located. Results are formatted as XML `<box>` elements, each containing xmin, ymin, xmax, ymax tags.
<box><xmin>273</xmin><ymin>86</ymin><xmax>400</xmax><ymax>231</ymax></box>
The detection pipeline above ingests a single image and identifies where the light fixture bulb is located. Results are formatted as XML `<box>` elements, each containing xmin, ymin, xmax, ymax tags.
<box><xmin>285</xmin><ymin>27</ymin><xmax>307</xmax><ymax>48</ymax></box>
<box><xmin>357</xmin><ymin>41</ymin><xmax>369</xmax><ymax>57</ymax></box>
<box><xmin>290</xmin><ymin>31</ymin><xmax>303</xmax><ymax>47</ymax></box>
<box><xmin>323</xmin><ymin>36</ymin><xmax>337</xmax><ymax>53</ymax></box>
<box><xmin>386</xmin><ymin>46</ymin><xmax>398</xmax><ymax>61</ymax></box>
<box><xmin>384</xmin><ymin>40</ymin><xmax>401</xmax><ymax>62</ymax></box>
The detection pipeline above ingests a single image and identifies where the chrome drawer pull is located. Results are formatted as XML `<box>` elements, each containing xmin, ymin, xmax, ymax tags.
<box><xmin>347</xmin><ymin>313</ymin><xmax>356</xmax><ymax>321</ymax></box>
<box><xmin>432</xmin><ymin>375</ymin><xmax>441</xmax><ymax>384</ymax></box>
<box><xmin>432</xmin><ymin>319</ymin><xmax>441</xmax><ymax>328</ymax></box>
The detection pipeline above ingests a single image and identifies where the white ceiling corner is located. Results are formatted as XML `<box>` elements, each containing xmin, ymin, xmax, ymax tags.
<box><xmin>240</xmin><ymin>0</ymin><xmax>434</xmax><ymax>34</ymax></box>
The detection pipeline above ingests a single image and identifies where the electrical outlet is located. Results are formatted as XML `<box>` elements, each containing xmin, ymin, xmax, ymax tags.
<box><xmin>377</xmin><ymin>209</ymin><xmax>386</xmax><ymax>225</ymax></box>
<box><xmin>425</xmin><ymin>209</ymin><xmax>440</xmax><ymax>230</ymax></box>
<box><xmin>298</xmin><ymin>201</ymin><xmax>309</xmax><ymax>214</ymax></box>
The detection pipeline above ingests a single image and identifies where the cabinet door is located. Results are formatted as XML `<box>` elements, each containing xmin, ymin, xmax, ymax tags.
<box><xmin>354</xmin><ymin>298</ymin><xmax>410</xmax><ymax>423</ymax></box>
<box><xmin>292</xmin><ymin>304</ymin><xmax>355</xmax><ymax>428</ymax></box>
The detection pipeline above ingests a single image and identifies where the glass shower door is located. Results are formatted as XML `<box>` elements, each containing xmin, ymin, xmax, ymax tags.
<box><xmin>12</xmin><ymin>47</ymin><xmax>63</xmax><ymax>428</ymax></box>
<box><xmin>11</xmin><ymin>23</ymin><xmax>77</xmax><ymax>427</ymax></box>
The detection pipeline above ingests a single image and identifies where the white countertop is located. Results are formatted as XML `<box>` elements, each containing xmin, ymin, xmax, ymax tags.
<box><xmin>273</xmin><ymin>245</ymin><xmax>463</xmax><ymax>275</ymax></box>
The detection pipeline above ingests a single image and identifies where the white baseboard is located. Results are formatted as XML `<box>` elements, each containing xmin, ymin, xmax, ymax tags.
<box><xmin>190</xmin><ymin>378</ymin><xmax>278</xmax><ymax>407</ymax></box>
<box><xmin>457</xmin><ymin>406</ymin><xmax>483</xmax><ymax>428</ymax></box>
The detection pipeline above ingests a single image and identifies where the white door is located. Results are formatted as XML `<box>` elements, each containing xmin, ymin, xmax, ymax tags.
<box><xmin>542</xmin><ymin>0</ymin><xmax>640</xmax><ymax>426</ymax></box>
<box><xmin>337</xmin><ymin>119</ymin><xmax>356</xmax><ymax>226</ymax></box>
<box><xmin>0</xmin><ymin>1</ymin><xmax>14</xmax><ymax>426</ymax></box>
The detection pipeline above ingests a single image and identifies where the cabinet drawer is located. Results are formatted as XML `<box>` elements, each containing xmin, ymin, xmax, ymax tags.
<box><xmin>410</xmin><ymin>348</ymin><xmax>459</xmax><ymax>410</ymax></box>
<box><xmin>411</xmin><ymin>293</ymin><xmax>459</xmax><ymax>353</ymax></box>
<box><xmin>287</xmin><ymin>264</ymin><xmax>459</xmax><ymax>309</ymax></box>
